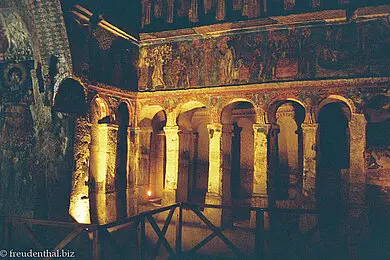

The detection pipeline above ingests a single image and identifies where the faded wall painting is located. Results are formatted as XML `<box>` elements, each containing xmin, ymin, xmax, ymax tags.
<box><xmin>138</xmin><ymin>19</ymin><xmax>390</xmax><ymax>91</ymax></box>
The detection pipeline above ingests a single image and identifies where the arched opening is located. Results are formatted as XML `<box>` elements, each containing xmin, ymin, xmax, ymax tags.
<box><xmin>317</xmin><ymin>101</ymin><xmax>351</xmax><ymax>250</ymax></box>
<box><xmin>317</xmin><ymin>102</ymin><xmax>350</xmax><ymax>206</ymax></box>
<box><xmin>138</xmin><ymin>107</ymin><xmax>167</xmax><ymax>207</ymax></box>
<box><xmin>221</xmin><ymin>101</ymin><xmax>256</xmax><ymax>222</ymax></box>
<box><xmin>149</xmin><ymin>111</ymin><xmax>167</xmax><ymax>204</ymax></box>
<box><xmin>267</xmin><ymin>100</ymin><xmax>305</xmax><ymax>204</ymax></box>
<box><xmin>177</xmin><ymin>104</ymin><xmax>209</xmax><ymax>204</ymax></box>
<box><xmin>54</xmin><ymin>78</ymin><xmax>86</xmax><ymax>115</ymax></box>
<box><xmin>115</xmin><ymin>103</ymin><xmax>129</xmax><ymax>219</ymax></box>
<box><xmin>88</xmin><ymin>97</ymin><xmax>109</xmax><ymax>224</ymax></box>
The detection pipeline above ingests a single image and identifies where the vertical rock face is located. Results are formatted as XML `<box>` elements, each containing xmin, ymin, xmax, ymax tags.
<box><xmin>0</xmin><ymin>2</ymin><xmax>75</xmax><ymax>221</ymax></box>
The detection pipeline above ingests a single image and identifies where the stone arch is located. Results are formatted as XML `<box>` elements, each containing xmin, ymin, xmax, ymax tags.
<box><xmin>90</xmin><ymin>96</ymin><xmax>109</xmax><ymax>123</ymax></box>
<box><xmin>178</xmin><ymin>100</ymin><xmax>206</xmax><ymax>115</ymax></box>
<box><xmin>138</xmin><ymin>105</ymin><xmax>165</xmax><ymax>126</ymax></box>
<box><xmin>176</xmin><ymin>101</ymin><xmax>208</xmax><ymax>203</ymax></box>
<box><xmin>54</xmin><ymin>77</ymin><xmax>86</xmax><ymax>115</ymax></box>
<box><xmin>220</xmin><ymin>100</ymin><xmax>256</xmax><ymax>222</ymax></box>
<box><xmin>316</xmin><ymin>95</ymin><xmax>354</xmax><ymax>122</ymax></box>
<box><xmin>136</xmin><ymin>105</ymin><xmax>167</xmax><ymax>204</ymax></box>
<box><xmin>316</xmin><ymin>97</ymin><xmax>352</xmax><ymax>217</ymax></box>
<box><xmin>265</xmin><ymin>99</ymin><xmax>306</xmax><ymax>203</ymax></box>
<box><xmin>221</xmin><ymin>99</ymin><xmax>257</xmax><ymax>124</ymax></box>
<box><xmin>267</xmin><ymin>98</ymin><xmax>306</xmax><ymax>124</ymax></box>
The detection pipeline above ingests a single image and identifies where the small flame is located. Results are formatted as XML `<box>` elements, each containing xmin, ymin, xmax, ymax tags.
<box><xmin>147</xmin><ymin>190</ymin><xmax>152</xmax><ymax>197</ymax></box>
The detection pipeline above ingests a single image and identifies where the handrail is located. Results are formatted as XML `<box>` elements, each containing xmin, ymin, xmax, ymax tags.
<box><xmin>2</xmin><ymin>202</ymin><xmax>386</xmax><ymax>259</ymax></box>
<box><xmin>184</xmin><ymin>203</ymin><xmax>320</xmax><ymax>214</ymax></box>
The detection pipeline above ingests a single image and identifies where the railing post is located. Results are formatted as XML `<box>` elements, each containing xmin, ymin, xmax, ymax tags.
<box><xmin>140</xmin><ymin>217</ymin><xmax>146</xmax><ymax>260</ymax></box>
<box><xmin>3</xmin><ymin>218</ymin><xmax>11</xmax><ymax>248</ymax></box>
<box><xmin>175</xmin><ymin>204</ymin><xmax>183</xmax><ymax>255</ymax></box>
<box><xmin>255</xmin><ymin>210</ymin><xmax>265</xmax><ymax>258</ymax></box>
<box><xmin>92</xmin><ymin>227</ymin><xmax>101</xmax><ymax>260</ymax></box>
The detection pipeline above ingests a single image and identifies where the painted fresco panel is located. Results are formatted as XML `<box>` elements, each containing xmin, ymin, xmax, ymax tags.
<box><xmin>138</xmin><ymin>19</ymin><xmax>390</xmax><ymax>91</ymax></box>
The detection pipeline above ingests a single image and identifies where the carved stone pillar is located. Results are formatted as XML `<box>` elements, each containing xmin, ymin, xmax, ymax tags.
<box><xmin>178</xmin><ymin>130</ymin><xmax>193</xmax><ymax>202</ymax></box>
<box><xmin>267</xmin><ymin>123</ymin><xmax>280</xmax><ymax>207</ymax></box>
<box><xmin>205</xmin><ymin>123</ymin><xmax>233</xmax><ymax>227</ymax></box>
<box><xmin>250</xmin><ymin>123</ymin><xmax>270</xmax><ymax>228</ymax></box>
<box><xmin>138</xmin><ymin>127</ymin><xmax>153</xmax><ymax>204</ymax></box>
<box><xmin>150</xmin><ymin>131</ymin><xmax>165</xmax><ymax>199</ymax></box>
<box><xmin>349</xmin><ymin>114</ymin><xmax>367</xmax><ymax>193</ymax></box>
<box><xmin>89</xmin><ymin>123</ymin><xmax>108</xmax><ymax>224</ymax></box>
<box><xmin>128</xmin><ymin>127</ymin><xmax>141</xmax><ymax>216</ymax></box>
<box><xmin>301</xmin><ymin>123</ymin><xmax>318</xmax><ymax>206</ymax></box>
<box><xmin>69</xmin><ymin>117</ymin><xmax>91</xmax><ymax>224</ymax></box>
<box><xmin>347</xmin><ymin>114</ymin><xmax>368</xmax><ymax>259</ymax></box>
<box><xmin>105</xmin><ymin>124</ymin><xmax>120</xmax><ymax>223</ymax></box>
<box><xmin>162</xmin><ymin>126</ymin><xmax>180</xmax><ymax>205</ymax></box>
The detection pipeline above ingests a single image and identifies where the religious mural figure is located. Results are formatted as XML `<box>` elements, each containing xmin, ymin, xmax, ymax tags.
<box><xmin>190</xmin><ymin>39</ymin><xmax>202</xmax><ymax>87</ymax></box>
<box><xmin>234</xmin><ymin>59</ymin><xmax>250</xmax><ymax>82</ymax></box>
<box><xmin>138</xmin><ymin>48</ymin><xmax>151</xmax><ymax>90</ymax></box>
<box><xmin>261</xmin><ymin>33</ymin><xmax>281</xmax><ymax>80</ymax></box>
<box><xmin>169</xmin><ymin>56</ymin><xmax>190</xmax><ymax>88</ymax></box>
<box><xmin>150</xmin><ymin>45</ymin><xmax>172</xmax><ymax>89</ymax></box>
<box><xmin>275</xmin><ymin>29</ymin><xmax>299</xmax><ymax>79</ymax></box>
<box><xmin>317</xmin><ymin>27</ymin><xmax>350</xmax><ymax>71</ymax></box>
<box><xmin>242</xmin><ymin>34</ymin><xmax>266</xmax><ymax>82</ymax></box>
<box><xmin>203</xmin><ymin>40</ymin><xmax>216</xmax><ymax>86</ymax></box>
<box><xmin>298</xmin><ymin>28</ymin><xmax>316</xmax><ymax>78</ymax></box>
<box><xmin>217</xmin><ymin>37</ymin><xmax>234</xmax><ymax>84</ymax></box>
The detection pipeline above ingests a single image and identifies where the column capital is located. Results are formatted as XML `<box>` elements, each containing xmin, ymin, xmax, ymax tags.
<box><xmin>253</xmin><ymin>123</ymin><xmax>271</xmax><ymax>134</ymax></box>
<box><xmin>163</xmin><ymin>126</ymin><xmax>179</xmax><ymax>137</ymax></box>
<box><xmin>350</xmin><ymin>113</ymin><xmax>367</xmax><ymax>123</ymax></box>
<box><xmin>179</xmin><ymin>129</ymin><xmax>193</xmax><ymax>135</ymax></box>
<box><xmin>301</xmin><ymin>123</ymin><xmax>318</xmax><ymax>131</ymax></box>
<box><xmin>139</xmin><ymin>126</ymin><xmax>153</xmax><ymax>133</ymax></box>
<box><xmin>207</xmin><ymin>123</ymin><xmax>222</xmax><ymax>131</ymax></box>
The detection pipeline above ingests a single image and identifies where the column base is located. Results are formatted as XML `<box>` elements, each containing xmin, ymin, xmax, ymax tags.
<box><xmin>204</xmin><ymin>192</ymin><xmax>232</xmax><ymax>227</ymax></box>
<box><xmin>250</xmin><ymin>195</ymin><xmax>269</xmax><ymax>229</ymax></box>
<box><xmin>136</xmin><ymin>185</ymin><xmax>149</xmax><ymax>204</ymax></box>
<box><xmin>162</xmin><ymin>189</ymin><xmax>177</xmax><ymax>205</ymax></box>
<box><xmin>126</xmin><ymin>187</ymin><xmax>138</xmax><ymax>217</ymax></box>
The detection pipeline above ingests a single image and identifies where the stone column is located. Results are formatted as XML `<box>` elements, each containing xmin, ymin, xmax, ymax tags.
<box><xmin>128</xmin><ymin>127</ymin><xmax>141</xmax><ymax>216</ymax></box>
<box><xmin>138</xmin><ymin>127</ymin><xmax>153</xmax><ymax>204</ymax></box>
<box><xmin>301</xmin><ymin>123</ymin><xmax>318</xmax><ymax>206</ymax></box>
<box><xmin>349</xmin><ymin>114</ymin><xmax>367</xmax><ymax>203</ymax></box>
<box><xmin>347</xmin><ymin>113</ymin><xmax>368</xmax><ymax>259</ymax></box>
<box><xmin>250</xmin><ymin>123</ymin><xmax>270</xmax><ymax>228</ymax></box>
<box><xmin>150</xmin><ymin>131</ymin><xmax>165</xmax><ymax>199</ymax></box>
<box><xmin>105</xmin><ymin>124</ymin><xmax>120</xmax><ymax>223</ymax></box>
<box><xmin>178</xmin><ymin>130</ymin><xmax>193</xmax><ymax>202</ymax></box>
<box><xmin>205</xmin><ymin>123</ymin><xmax>233</xmax><ymax>227</ymax></box>
<box><xmin>89</xmin><ymin>123</ymin><xmax>108</xmax><ymax>224</ymax></box>
<box><xmin>162</xmin><ymin>126</ymin><xmax>180</xmax><ymax>205</ymax></box>
<box><xmin>69</xmin><ymin>117</ymin><xmax>91</xmax><ymax>224</ymax></box>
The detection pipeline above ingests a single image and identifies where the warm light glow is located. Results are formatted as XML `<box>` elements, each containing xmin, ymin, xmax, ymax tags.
<box><xmin>69</xmin><ymin>196</ymin><xmax>90</xmax><ymax>224</ymax></box>
<box><xmin>147</xmin><ymin>190</ymin><xmax>152</xmax><ymax>197</ymax></box>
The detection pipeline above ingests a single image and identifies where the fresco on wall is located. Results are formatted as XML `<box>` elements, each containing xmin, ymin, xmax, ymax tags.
<box><xmin>138</xmin><ymin>19</ymin><xmax>390</xmax><ymax>91</ymax></box>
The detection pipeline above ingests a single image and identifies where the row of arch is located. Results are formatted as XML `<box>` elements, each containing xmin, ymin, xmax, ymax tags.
<box><xmin>87</xmin><ymin>95</ymin><xmax>355</xmax><ymax>223</ymax></box>
<box><xmin>55</xmin><ymin>78</ymin><xmax>364</xmax><ymax>224</ymax></box>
